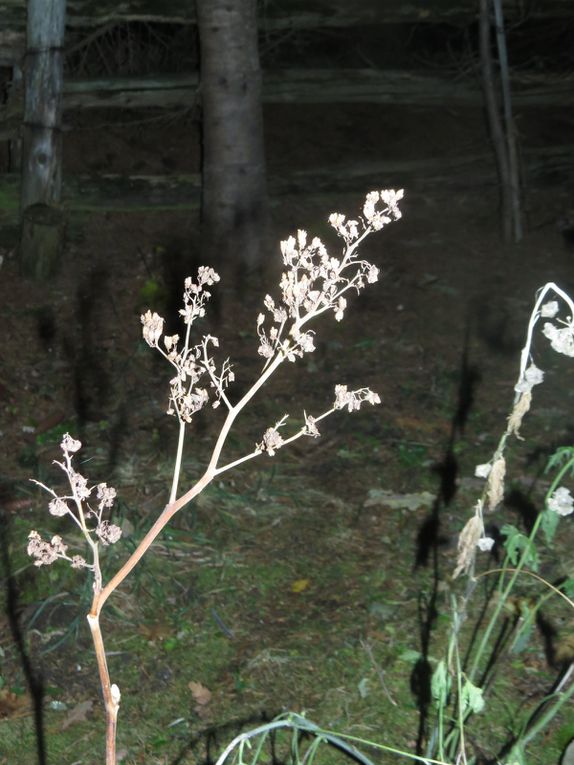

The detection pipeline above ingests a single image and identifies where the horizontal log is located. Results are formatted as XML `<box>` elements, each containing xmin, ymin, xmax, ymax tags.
<box><xmin>3</xmin><ymin>0</ymin><xmax>572</xmax><ymax>28</ymax></box>
<box><xmin>2</xmin><ymin>69</ymin><xmax>571</xmax><ymax>141</ymax></box>
<box><xmin>1</xmin><ymin>0</ymin><xmax>573</xmax><ymax>63</ymax></box>
<box><xmin>63</xmin><ymin>74</ymin><xmax>198</xmax><ymax>110</ymax></box>
<box><xmin>61</xmin><ymin>69</ymin><xmax>574</xmax><ymax>110</ymax></box>
<box><xmin>262</xmin><ymin>69</ymin><xmax>574</xmax><ymax>107</ymax></box>
<box><xmin>0</xmin><ymin>144</ymin><xmax>572</xmax><ymax>223</ymax></box>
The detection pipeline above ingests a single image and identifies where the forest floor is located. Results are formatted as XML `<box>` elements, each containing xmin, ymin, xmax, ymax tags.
<box><xmin>0</xmin><ymin>102</ymin><xmax>574</xmax><ymax>765</ymax></box>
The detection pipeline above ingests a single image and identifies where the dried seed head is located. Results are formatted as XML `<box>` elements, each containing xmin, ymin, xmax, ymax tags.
<box><xmin>141</xmin><ymin>310</ymin><xmax>164</xmax><ymax>347</ymax></box>
<box><xmin>507</xmin><ymin>391</ymin><xmax>532</xmax><ymax>439</ymax></box>
<box><xmin>453</xmin><ymin>509</ymin><xmax>482</xmax><ymax>579</ymax></box>
<box><xmin>486</xmin><ymin>457</ymin><xmax>506</xmax><ymax>512</ymax></box>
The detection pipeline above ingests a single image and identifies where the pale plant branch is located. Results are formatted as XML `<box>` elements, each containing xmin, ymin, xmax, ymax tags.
<box><xmin>25</xmin><ymin>195</ymin><xmax>574</xmax><ymax>765</ymax></box>
<box><xmin>169</xmin><ymin>420</ymin><xmax>186</xmax><ymax>503</ymax></box>
<box><xmin>516</xmin><ymin>281</ymin><xmax>574</xmax><ymax>398</ymax></box>
<box><xmin>215</xmin><ymin>405</ymin><xmax>337</xmax><ymax>474</ymax></box>
<box><xmin>28</xmin><ymin>190</ymin><xmax>402</xmax><ymax>764</ymax></box>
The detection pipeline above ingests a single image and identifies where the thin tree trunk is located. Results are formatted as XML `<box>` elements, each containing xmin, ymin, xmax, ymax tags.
<box><xmin>196</xmin><ymin>0</ymin><xmax>270</xmax><ymax>275</ymax></box>
<box><xmin>492</xmin><ymin>0</ymin><xmax>522</xmax><ymax>242</ymax></box>
<box><xmin>8</xmin><ymin>64</ymin><xmax>23</xmax><ymax>171</ymax></box>
<box><xmin>21</xmin><ymin>0</ymin><xmax>66</xmax><ymax>209</ymax></box>
<box><xmin>479</xmin><ymin>0</ymin><xmax>512</xmax><ymax>243</ymax></box>
<box><xmin>19</xmin><ymin>0</ymin><xmax>66</xmax><ymax>278</ymax></box>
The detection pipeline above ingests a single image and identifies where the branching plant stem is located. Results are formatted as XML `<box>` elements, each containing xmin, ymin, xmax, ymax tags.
<box><xmin>468</xmin><ymin>453</ymin><xmax>574</xmax><ymax>685</ymax></box>
<box><xmin>436</xmin><ymin>283</ymin><xmax>574</xmax><ymax>763</ymax></box>
<box><xmin>85</xmin><ymin>351</ymin><xmax>289</xmax><ymax>761</ymax></box>
<box><xmin>35</xmin><ymin>193</ymin><xmax>401</xmax><ymax>763</ymax></box>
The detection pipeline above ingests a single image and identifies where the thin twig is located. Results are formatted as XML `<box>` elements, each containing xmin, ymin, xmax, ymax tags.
<box><xmin>360</xmin><ymin>638</ymin><xmax>397</xmax><ymax>706</ymax></box>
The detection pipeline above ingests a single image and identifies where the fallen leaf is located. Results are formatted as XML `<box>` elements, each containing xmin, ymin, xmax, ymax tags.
<box><xmin>291</xmin><ymin>578</ymin><xmax>310</xmax><ymax>593</ymax></box>
<box><xmin>0</xmin><ymin>689</ymin><xmax>31</xmax><ymax>719</ymax></box>
<box><xmin>188</xmin><ymin>681</ymin><xmax>211</xmax><ymax>706</ymax></box>
<box><xmin>138</xmin><ymin>621</ymin><xmax>172</xmax><ymax>642</ymax></box>
<box><xmin>61</xmin><ymin>699</ymin><xmax>93</xmax><ymax>730</ymax></box>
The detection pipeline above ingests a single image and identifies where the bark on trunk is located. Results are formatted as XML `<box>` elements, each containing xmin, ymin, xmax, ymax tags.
<box><xmin>492</xmin><ymin>0</ymin><xmax>522</xmax><ymax>242</ymax></box>
<box><xmin>479</xmin><ymin>0</ymin><xmax>511</xmax><ymax>243</ymax></box>
<box><xmin>7</xmin><ymin>64</ymin><xmax>23</xmax><ymax>170</ymax></box>
<box><xmin>21</xmin><ymin>0</ymin><xmax>66</xmax><ymax>210</ymax></box>
<box><xmin>196</xmin><ymin>0</ymin><xmax>269</xmax><ymax>274</ymax></box>
<box><xmin>19</xmin><ymin>0</ymin><xmax>67</xmax><ymax>278</ymax></box>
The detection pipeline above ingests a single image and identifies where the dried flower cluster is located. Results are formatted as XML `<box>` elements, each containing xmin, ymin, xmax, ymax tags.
<box><xmin>141</xmin><ymin>267</ymin><xmax>231</xmax><ymax>422</ymax></box>
<box><xmin>137</xmin><ymin>192</ymin><xmax>402</xmax><ymax>470</ymax></box>
<box><xmin>256</xmin><ymin>191</ymin><xmax>402</xmax><ymax>366</ymax></box>
<box><xmin>31</xmin><ymin>192</ymin><xmax>404</xmax><ymax>579</ymax></box>
<box><xmin>253</xmin><ymin>385</ymin><xmax>382</xmax><ymax>459</ymax></box>
<box><xmin>26</xmin><ymin>192</ymin><xmax>405</xmax><ymax>764</ymax></box>
<box><xmin>30</xmin><ymin>191</ymin><xmax>405</xmax><ymax>578</ymax></box>
<box><xmin>541</xmin><ymin>299</ymin><xmax>574</xmax><ymax>357</ymax></box>
<box><xmin>248</xmin><ymin>190</ymin><xmax>402</xmax><ymax>459</ymax></box>
<box><xmin>333</xmin><ymin>385</ymin><xmax>381</xmax><ymax>412</ymax></box>
<box><xmin>28</xmin><ymin>434</ymin><xmax>121</xmax><ymax>571</ymax></box>
<box><xmin>547</xmin><ymin>486</ymin><xmax>574</xmax><ymax>517</ymax></box>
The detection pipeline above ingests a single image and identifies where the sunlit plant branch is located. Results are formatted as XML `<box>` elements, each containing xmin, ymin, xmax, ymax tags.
<box><xmin>27</xmin><ymin>190</ymin><xmax>403</xmax><ymax>765</ymax></box>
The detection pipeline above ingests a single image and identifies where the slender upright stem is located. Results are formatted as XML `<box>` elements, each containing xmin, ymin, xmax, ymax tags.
<box><xmin>85</xmin><ymin>347</ymin><xmax>287</xmax><ymax>763</ymax></box>
<box><xmin>170</xmin><ymin>421</ymin><xmax>187</xmax><ymax>503</ymax></box>
<box><xmin>492</xmin><ymin>0</ymin><xmax>522</xmax><ymax>242</ymax></box>
<box><xmin>90</xmin><ymin>469</ymin><xmax>214</xmax><ymax>619</ymax></box>
<box><xmin>468</xmin><ymin>455</ymin><xmax>574</xmax><ymax>684</ymax></box>
<box><xmin>479</xmin><ymin>0</ymin><xmax>511</xmax><ymax>242</ymax></box>
<box><xmin>87</xmin><ymin>614</ymin><xmax>118</xmax><ymax>765</ymax></box>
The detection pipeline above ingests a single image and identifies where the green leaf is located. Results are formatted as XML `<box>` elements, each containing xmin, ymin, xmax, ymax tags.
<box><xmin>501</xmin><ymin>524</ymin><xmax>539</xmax><ymax>571</ymax></box>
<box><xmin>540</xmin><ymin>509</ymin><xmax>560</xmax><ymax>545</ymax></box>
<box><xmin>399</xmin><ymin>649</ymin><xmax>422</xmax><ymax>664</ymax></box>
<box><xmin>138</xmin><ymin>278</ymin><xmax>169</xmax><ymax>310</ymax></box>
<box><xmin>163</xmin><ymin>637</ymin><xmax>179</xmax><ymax>653</ymax></box>
<box><xmin>562</xmin><ymin>578</ymin><xmax>574</xmax><ymax>599</ymax></box>
<box><xmin>431</xmin><ymin>660</ymin><xmax>450</xmax><ymax>709</ymax></box>
<box><xmin>35</xmin><ymin>421</ymin><xmax>76</xmax><ymax>446</ymax></box>
<box><xmin>150</xmin><ymin>735</ymin><xmax>168</xmax><ymax>749</ymax></box>
<box><xmin>545</xmin><ymin>446</ymin><xmax>574</xmax><ymax>474</ymax></box>
<box><xmin>461</xmin><ymin>678</ymin><xmax>485</xmax><ymax>714</ymax></box>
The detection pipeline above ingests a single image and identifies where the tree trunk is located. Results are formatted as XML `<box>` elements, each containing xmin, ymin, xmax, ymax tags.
<box><xmin>7</xmin><ymin>64</ymin><xmax>23</xmax><ymax>170</ymax></box>
<box><xmin>492</xmin><ymin>0</ymin><xmax>522</xmax><ymax>242</ymax></box>
<box><xmin>196</xmin><ymin>0</ymin><xmax>270</xmax><ymax>275</ymax></box>
<box><xmin>19</xmin><ymin>0</ymin><xmax>67</xmax><ymax>279</ymax></box>
<box><xmin>479</xmin><ymin>0</ymin><xmax>511</xmax><ymax>243</ymax></box>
